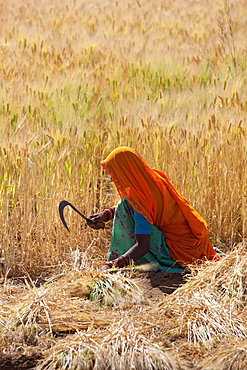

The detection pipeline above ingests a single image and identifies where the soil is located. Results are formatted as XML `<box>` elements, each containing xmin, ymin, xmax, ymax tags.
<box><xmin>0</xmin><ymin>353</ymin><xmax>41</xmax><ymax>370</ymax></box>
<box><xmin>132</xmin><ymin>270</ymin><xmax>187</xmax><ymax>302</ymax></box>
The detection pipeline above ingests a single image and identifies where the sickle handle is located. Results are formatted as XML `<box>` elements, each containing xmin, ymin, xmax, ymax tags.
<box><xmin>58</xmin><ymin>200</ymin><xmax>104</xmax><ymax>231</ymax></box>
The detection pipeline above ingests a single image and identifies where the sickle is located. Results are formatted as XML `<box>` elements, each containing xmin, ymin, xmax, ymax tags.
<box><xmin>58</xmin><ymin>200</ymin><xmax>103</xmax><ymax>231</ymax></box>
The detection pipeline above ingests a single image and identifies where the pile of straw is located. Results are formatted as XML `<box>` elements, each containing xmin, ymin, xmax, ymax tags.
<box><xmin>199</xmin><ymin>339</ymin><xmax>247</xmax><ymax>369</ymax></box>
<box><xmin>0</xmin><ymin>271</ymin><xmax>144</xmax><ymax>352</ymax></box>
<box><xmin>0</xmin><ymin>243</ymin><xmax>247</xmax><ymax>369</ymax></box>
<box><xmin>37</xmin><ymin>320</ymin><xmax>179</xmax><ymax>370</ymax></box>
<box><xmin>159</xmin><ymin>242</ymin><xmax>247</xmax><ymax>346</ymax></box>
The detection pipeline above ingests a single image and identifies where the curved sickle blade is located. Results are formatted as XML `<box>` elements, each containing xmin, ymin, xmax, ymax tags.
<box><xmin>58</xmin><ymin>200</ymin><xmax>88</xmax><ymax>231</ymax></box>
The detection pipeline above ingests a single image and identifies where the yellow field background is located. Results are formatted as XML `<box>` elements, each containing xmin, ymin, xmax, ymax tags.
<box><xmin>0</xmin><ymin>0</ymin><xmax>246</xmax><ymax>276</ymax></box>
<box><xmin>1</xmin><ymin>1</ymin><xmax>247</xmax><ymax>369</ymax></box>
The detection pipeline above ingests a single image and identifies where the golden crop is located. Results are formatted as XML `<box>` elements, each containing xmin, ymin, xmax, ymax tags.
<box><xmin>0</xmin><ymin>0</ymin><xmax>246</xmax><ymax>275</ymax></box>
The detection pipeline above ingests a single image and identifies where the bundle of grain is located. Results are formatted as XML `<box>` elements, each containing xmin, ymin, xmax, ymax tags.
<box><xmin>158</xmin><ymin>243</ymin><xmax>247</xmax><ymax>344</ymax></box>
<box><xmin>199</xmin><ymin>339</ymin><xmax>247</xmax><ymax>369</ymax></box>
<box><xmin>0</xmin><ymin>270</ymin><xmax>144</xmax><ymax>347</ymax></box>
<box><xmin>37</xmin><ymin>319</ymin><xmax>180</xmax><ymax>370</ymax></box>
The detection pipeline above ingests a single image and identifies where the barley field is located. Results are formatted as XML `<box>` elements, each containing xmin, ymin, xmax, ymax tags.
<box><xmin>0</xmin><ymin>0</ymin><xmax>247</xmax><ymax>368</ymax></box>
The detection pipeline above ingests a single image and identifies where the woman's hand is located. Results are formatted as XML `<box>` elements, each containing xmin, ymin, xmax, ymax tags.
<box><xmin>87</xmin><ymin>212</ymin><xmax>107</xmax><ymax>229</ymax></box>
<box><xmin>99</xmin><ymin>264</ymin><xmax>112</xmax><ymax>271</ymax></box>
<box><xmin>99</xmin><ymin>260</ymin><xmax>116</xmax><ymax>271</ymax></box>
<box><xmin>116</xmin><ymin>234</ymin><xmax>150</xmax><ymax>267</ymax></box>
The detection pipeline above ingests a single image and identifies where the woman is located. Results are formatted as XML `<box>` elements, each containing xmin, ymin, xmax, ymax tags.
<box><xmin>89</xmin><ymin>147</ymin><xmax>220</xmax><ymax>271</ymax></box>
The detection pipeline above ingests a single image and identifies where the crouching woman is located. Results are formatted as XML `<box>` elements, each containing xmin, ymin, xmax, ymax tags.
<box><xmin>89</xmin><ymin>147</ymin><xmax>220</xmax><ymax>271</ymax></box>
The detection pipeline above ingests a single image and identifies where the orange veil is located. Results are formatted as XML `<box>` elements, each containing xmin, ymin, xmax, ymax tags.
<box><xmin>101</xmin><ymin>147</ymin><xmax>219</xmax><ymax>267</ymax></box>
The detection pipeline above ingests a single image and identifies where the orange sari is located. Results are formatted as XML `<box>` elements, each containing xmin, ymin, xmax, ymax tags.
<box><xmin>101</xmin><ymin>147</ymin><xmax>219</xmax><ymax>267</ymax></box>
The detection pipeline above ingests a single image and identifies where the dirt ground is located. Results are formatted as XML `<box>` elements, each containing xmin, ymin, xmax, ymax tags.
<box><xmin>0</xmin><ymin>271</ymin><xmax>186</xmax><ymax>370</ymax></box>
<box><xmin>132</xmin><ymin>270</ymin><xmax>187</xmax><ymax>301</ymax></box>
<box><xmin>0</xmin><ymin>353</ymin><xmax>41</xmax><ymax>370</ymax></box>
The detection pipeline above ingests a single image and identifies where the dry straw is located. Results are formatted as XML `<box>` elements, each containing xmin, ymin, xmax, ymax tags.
<box><xmin>37</xmin><ymin>321</ymin><xmax>179</xmax><ymax>370</ymax></box>
<box><xmin>199</xmin><ymin>339</ymin><xmax>247</xmax><ymax>370</ymax></box>
<box><xmin>0</xmin><ymin>271</ymin><xmax>144</xmax><ymax>345</ymax></box>
<box><xmin>0</xmin><ymin>244</ymin><xmax>247</xmax><ymax>368</ymax></box>
<box><xmin>159</xmin><ymin>242</ymin><xmax>247</xmax><ymax>345</ymax></box>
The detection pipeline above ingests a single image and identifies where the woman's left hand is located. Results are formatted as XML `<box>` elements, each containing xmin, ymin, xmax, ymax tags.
<box><xmin>99</xmin><ymin>264</ymin><xmax>112</xmax><ymax>271</ymax></box>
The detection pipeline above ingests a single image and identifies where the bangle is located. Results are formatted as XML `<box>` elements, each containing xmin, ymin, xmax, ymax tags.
<box><xmin>109</xmin><ymin>207</ymin><xmax>115</xmax><ymax>219</ymax></box>
<box><xmin>103</xmin><ymin>209</ymin><xmax>111</xmax><ymax>222</ymax></box>
<box><xmin>105</xmin><ymin>260</ymin><xmax>115</xmax><ymax>267</ymax></box>
<box><xmin>121</xmin><ymin>255</ymin><xmax>129</xmax><ymax>266</ymax></box>
<box><xmin>103</xmin><ymin>208</ymin><xmax>115</xmax><ymax>222</ymax></box>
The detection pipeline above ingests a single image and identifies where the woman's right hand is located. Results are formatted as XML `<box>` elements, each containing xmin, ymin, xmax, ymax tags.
<box><xmin>87</xmin><ymin>212</ymin><xmax>106</xmax><ymax>229</ymax></box>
